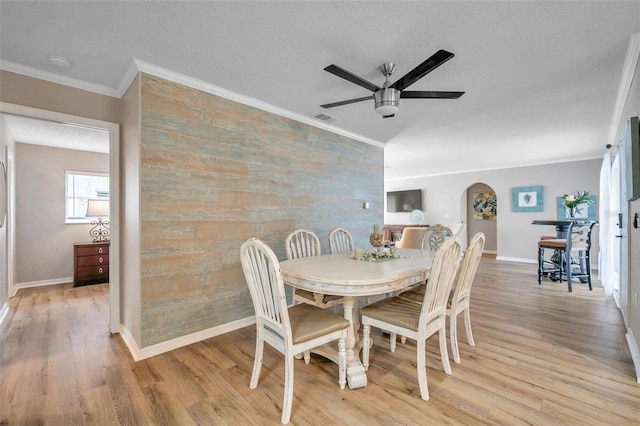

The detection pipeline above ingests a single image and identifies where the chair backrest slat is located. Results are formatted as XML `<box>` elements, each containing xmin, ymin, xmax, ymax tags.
<box><xmin>285</xmin><ymin>229</ymin><xmax>321</xmax><ymax>260</ymax></box>
<box><xmin>568</xmin><ymin>221</ymin><xmax>596</xmax><ymax>251</ymax></box>
<box><xmin>421</xmin><ymin>224</ymin><xmax>454</xmax><ymax>251</ymax></box>
<box><xmin>241</xmin><ymin>238</ymin><xmax>290</xmax><ymax>340</ymax></box>
<box><xmin>451</xmin><ymin>232</ymin><xmax>485</xmax><ymax>306</ymax></box>
<box><xmin>329</xmin><ymin>227</ymin><xmax>354</xmax><ymax>254</ymax></box>
<box><xmin>420</xmin><ymin>238</ymin><xmax>462</xmax><ymax>326</ymax></box>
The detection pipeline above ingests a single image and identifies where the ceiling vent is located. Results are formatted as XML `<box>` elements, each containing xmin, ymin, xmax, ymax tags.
<box><xmin>312</xmin><ymin>112</ymin><xmax>339</xmax><ymax>123</ymax></box>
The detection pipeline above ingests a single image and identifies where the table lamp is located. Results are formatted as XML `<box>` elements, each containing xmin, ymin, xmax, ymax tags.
<box><xmin>86</xmin><ymin>199</ymin><xmax>110</xmax><ymax>242</ymax></box>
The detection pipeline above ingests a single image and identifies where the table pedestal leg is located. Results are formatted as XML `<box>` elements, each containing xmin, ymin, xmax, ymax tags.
<box><xmin>342</xmin><ymin>296</ymin><xmax>367</xmax><ymax>389</ymax></box>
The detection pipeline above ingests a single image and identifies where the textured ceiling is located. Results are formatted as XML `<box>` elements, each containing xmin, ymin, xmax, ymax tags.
<box><xmin>1</xmin><ymin>1</ymin><xmax>639</xmax><ymax>180</ymax></box>
<box><xmin>2</xmin><ymin>114</ymin><xmax>109</xmax><ymax>153</ymax></box>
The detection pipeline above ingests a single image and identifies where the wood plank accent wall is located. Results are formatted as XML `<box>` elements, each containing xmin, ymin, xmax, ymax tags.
<box><xmin>139</xmin><ymin>73</ymin><xmax>383</xmax><ymax>346</ymax></box>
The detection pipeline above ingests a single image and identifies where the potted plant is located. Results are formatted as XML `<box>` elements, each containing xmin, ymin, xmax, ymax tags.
<box><xmin>562</xmin><ymin>190</ymin><xmax>593</xmax><ymax>218</ymax></box>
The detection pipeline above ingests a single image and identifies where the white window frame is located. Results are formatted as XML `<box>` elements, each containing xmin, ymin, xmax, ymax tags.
<box><xmin>65</xmin><ymin>170</ymin><xmax>109</xmax><ymax>224</ymax></box>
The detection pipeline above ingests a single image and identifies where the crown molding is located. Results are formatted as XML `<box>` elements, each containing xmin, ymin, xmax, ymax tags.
<box><xmin>1</xmin><ymin>57</ymin><xmax>383</xmax><ymax>148</ymax></box>
<box><xmin>0</xmin><ymin>59</ymin><xmax>122</xmax><ymax>98</ymax></box>
<box><xmin>384</xmin><ymin>154</ymin><xmax>604</xmax><ymax>181</ymax></box>
<box><xmin>132</xmin><ymin>59</ymin><xmax>384</xmax><ymax>148</ymax></box>
<box><xmin>115</xmin><ymin>58</ymin><xmax>141</xmax><ymax>98</ymax></box>
<box><xmin>608</xmin><ymin>32</ymin><xmax>640</xmax><ymax>146</ymax></box>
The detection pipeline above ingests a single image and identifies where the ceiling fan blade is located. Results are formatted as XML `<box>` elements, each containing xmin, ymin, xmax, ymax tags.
<box><xmin>390</xmin><ymin>50</ymin><xmax>455</xmax><ymax>91</ymax></box>
<box><xmin>324</xmin><ymin>64</ymin><xmax>380</xmax><ymax>92</ymax></box>
<box><xmin>320</xmin><ymin>95</ymin><xmax>373</xmax><ymax>109</ymax></box>
<box><xmin>382</xmin><ymin>114</ymin><xmax>395</xmax><ymax>119</ymax></box>
<box><xmin>400</xmin><ymin>90</ymin><xmax>465</xmax><ymax>99</ymax></box>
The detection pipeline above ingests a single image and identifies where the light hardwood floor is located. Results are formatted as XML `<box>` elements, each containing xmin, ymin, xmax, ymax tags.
<box><xmin>1</xmin><ymin>259</ymin><xmax>639</xmax><ymax>425</ymax></box>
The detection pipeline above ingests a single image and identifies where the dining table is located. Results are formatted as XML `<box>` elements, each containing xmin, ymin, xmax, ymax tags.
<box><xmin>279</xmin><ymin>248</ymin><xmax>434</xmax><ymax>389</ymax></box>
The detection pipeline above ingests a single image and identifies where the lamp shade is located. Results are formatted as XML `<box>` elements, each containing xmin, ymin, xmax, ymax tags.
<box><xmin>86</xmin><ymin>199</ymin><xmax>109</xmax><ymax>217</ymax></box>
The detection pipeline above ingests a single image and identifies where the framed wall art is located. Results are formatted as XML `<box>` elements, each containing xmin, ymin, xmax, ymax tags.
<box><xmin>512</xmin><ymin>185</ymin><xmax>543</xmax><ymax>212</ymax></box>
<box><xmin>473</xmin><ymin>192</ymin><xmax>497</xmax><ymax>220</ymax></box>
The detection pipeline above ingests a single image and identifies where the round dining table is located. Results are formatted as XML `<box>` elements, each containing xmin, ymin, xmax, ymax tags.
<box><xmin>532</xmin><ymin>219</ymin><xmax>597</xmax><ymax>239</ymax></box>
<box><xmin>279</xmin><ymin>248</ymin><xmax>434</xmax><ymax>389</ymax></box>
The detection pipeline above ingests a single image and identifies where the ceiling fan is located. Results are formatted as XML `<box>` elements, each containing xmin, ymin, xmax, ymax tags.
<box><xmin>320</xmin><ymin>49</ymin><xmax>464</xmax><ymax>118</ymax></box>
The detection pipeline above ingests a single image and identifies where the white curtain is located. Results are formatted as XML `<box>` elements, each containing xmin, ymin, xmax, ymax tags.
<box><xmin>598</xmin><ymin>149</ymin><xmax>619</xmax><ymax>296</ymax></box>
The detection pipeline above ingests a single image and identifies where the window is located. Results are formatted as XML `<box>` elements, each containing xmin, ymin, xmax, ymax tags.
<box><xmin>65</xmin><ymin>171</ymin><xmax>109</xmax><ymax>223</ymax></box>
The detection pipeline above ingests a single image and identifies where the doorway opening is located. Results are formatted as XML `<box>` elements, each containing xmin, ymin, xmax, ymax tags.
<box><xmin>0</xmin><ymin>102</ymin><xmax>120</xmax><ymax>333</ymax></box>
<box><xmin>465</xmin><ymin>183</ymin><xmax>497</xmax><ymax>258</ymax></box>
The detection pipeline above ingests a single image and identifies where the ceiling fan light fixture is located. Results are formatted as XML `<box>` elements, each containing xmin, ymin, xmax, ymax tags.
<box><xmin>375</xmin><ymin>104</ymin><xmax>399</xmax><ymax>116</ymax></box>
<box><xmin>374</xmin><ymin>88</ymin><xmax>400</xmax><ymax>116</ymax></box>
<box><xmin>322</xmin><ymin>50</ymin><xmax>461</xmax><ymax>116</ymax></box>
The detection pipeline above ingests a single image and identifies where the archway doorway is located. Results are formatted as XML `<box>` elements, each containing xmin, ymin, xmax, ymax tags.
<box><xmin>465</xmin><ymin>183</ymin><xmax>497</xmax><ymax>257</ymax></box>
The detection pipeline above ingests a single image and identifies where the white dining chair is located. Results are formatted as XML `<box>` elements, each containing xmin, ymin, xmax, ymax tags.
<box><xmin>328</xmin><ymin>227</ymin><xmax>354</xmax><ymax>254</ymax></box>
<box><xmin>392</xmin><ymin>224</ymin><xmax>453</xmax><ymax>302</ymax></box>
<box><xmin>360</xmin><ymin>238</ymin><xmax>462</xmax><ymax>401</ymax></box>
<box><xmin>397</xmin><ymin>232</ymin><xmax>485</xmax><ymax>362</ymax></box>
<box><xmin>446</xmin><ymin>232</ymin><xmax>484</xmax><ymax>363</ymax></box>
<box><xmin>421</xmin><ymin>224</ymin><xmax>453</xmax><ymax>251</ymax></box>
<box><xmin>240</xmin><ymin>238</ymin><xmax>349</xmax><ymax>424</ymax></box>
<box><xmin>328</xmin><ymin>227</ymin><xmax>375</xmax><ymax>306</ymax></box>
<box><xmin>286</xmin><ymin>229</ymin><xmax>343</xmax><ymax>310</ymax></box>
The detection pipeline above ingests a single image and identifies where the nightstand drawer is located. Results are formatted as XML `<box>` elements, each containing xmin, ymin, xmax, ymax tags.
<box><xmin>76</xmin><ymin>245</ymin><xmax>109</xmax><ymax>257</ymax></box>
<box><xmin>76</xmin><ymin>265</ymin><xmax>109</xmax><ymax>282</ymax></box>
<box><xmin>76</xmin><ymin>254</ymin><xmax>109</xmax><ymax>268</ymax></box>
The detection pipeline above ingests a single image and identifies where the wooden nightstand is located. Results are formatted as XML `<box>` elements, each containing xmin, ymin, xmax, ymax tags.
<box><xmin>73</xmin><ymin>242</ymin><xmax>109</xmax><ymax>287</ymax></box>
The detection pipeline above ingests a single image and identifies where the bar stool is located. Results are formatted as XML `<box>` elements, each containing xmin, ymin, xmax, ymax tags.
<box><xmin>537</xmin><ymin>237</ymin><xmax>566</xmax><ymax>284</ymax></box>
<box><xmin>537</xmin><ymin>221</ymin><xmax>597</xmax><ymax>292</ymax></box>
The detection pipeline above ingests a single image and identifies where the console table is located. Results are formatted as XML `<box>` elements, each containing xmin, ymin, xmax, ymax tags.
<box><xmin>73</xmin><ymin>242</ymin><xmax>109</xmax><ymax>287</ymax></box>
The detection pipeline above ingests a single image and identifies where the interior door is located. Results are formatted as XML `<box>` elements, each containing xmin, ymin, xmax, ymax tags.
<box><xmin>617</xmin><ymin>124</ymin><xmax>631</xmax><ymax>323</ymax></box>
<box><xmin>609</xmin><ymin>155</ymin><xmax>621</xmax><ymax>297</ymax></box>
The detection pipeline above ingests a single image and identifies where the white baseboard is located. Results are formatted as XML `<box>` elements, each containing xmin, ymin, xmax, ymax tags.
<box><xmin>0</xmin><ymin>302</ymin><xmax>9</xmax><ymax>329</ymax></box>
<box><xmin>13</xmin><ymin>277</ymin><xmax>73</xmax><ymax>296</ymax></box>
<box><xmin>120</xmin><ymin>315</ymin><xmax>257</xmax><ymax>361</ymax></box>
<box><xmin>496</xmin><ymin>256</ymin><xmax>536</xmax><ymax>264</ymax></box>
<box><xmin>493</xmin><ymin>256</ymin><xmax>601</xmax><ymax>271</ymax></box>
<box><xmin>625</xmin><ymin>329</ymin><xmax>640</xmax><ymax>383</ymax></box>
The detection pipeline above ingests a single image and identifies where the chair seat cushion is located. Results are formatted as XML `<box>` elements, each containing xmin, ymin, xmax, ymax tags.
<box><xmin>288</xmin><ymin>304</ymin><xmax>349</xmax><ymax>344</ymax></box>
<box><xmin>397</xmin><ymin>288</ymin><xmax>425</xmax><ymax>304</ymax></box>
<box><xmin>538</xmin><ymin>238</ymin><xmax>567</xmax><ymax>249</ymax></box>
<box><xmin>397</xmin><ymin>286</ymin><xmax>454</xmax><ymax>308</ymax></box>
<box><xmin>360</xmin><ymin>297</ymin><xmax>423</xmax><ymax>331</ymax></box>
<box><xmin>295</xmin><ymin>289</ymin><xmax>343</xmax><ymax>303</ymax></box>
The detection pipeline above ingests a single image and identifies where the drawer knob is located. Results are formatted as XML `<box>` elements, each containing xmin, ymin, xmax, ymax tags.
<box><xmin>99</xmin><ymin>257</ymin><xmax>104</xmax><ymax>263</ymax></box>
<box><xmin>99</xmin><ymin>267</ymin><xmax>103</xmax><ymax>273</ymax></box>
<box><xmin>98</xmin><ymin>248</ymin><xmax>104</xmax><ymax>254</ymax></box>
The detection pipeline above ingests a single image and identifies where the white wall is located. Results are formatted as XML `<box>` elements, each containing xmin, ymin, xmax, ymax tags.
<box><xmin>15</xmin><ymin>143</ymin><xmax>109</xmax><ymax>284</ymax></box>
<box><xmin>0</xmin><ymin>115</ymin><xmax>13</xmax><ymax>313</ymax></box>
<box><xmin>617</xmin><ymin>37</ymin><xmax>640</xmax><ymax>374</ymax></box>
<box><xmin>121</xmin><ymin>74</ymin><xmax>142</xmax><ymax>344</ymax></box>
<box><xmin>385</xmin><ymin>158</ymin><xmax>601</xmax><ymax>262</ymax></box>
